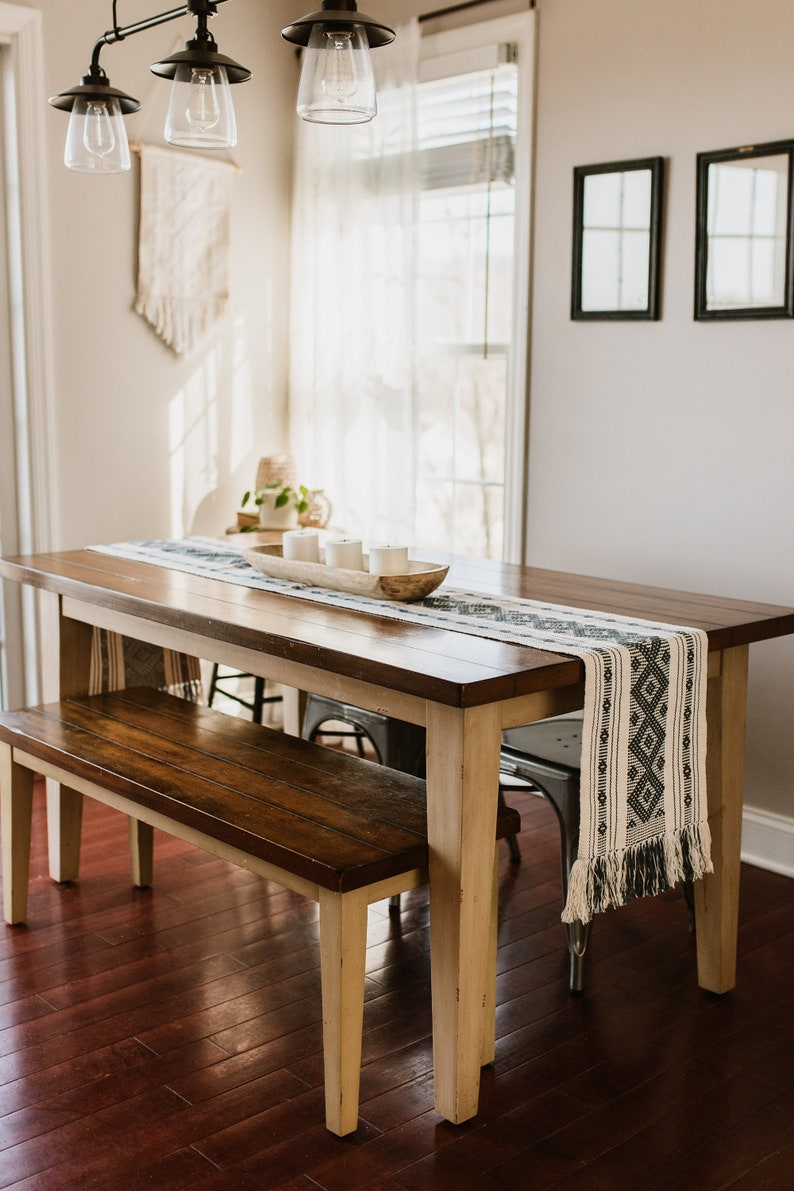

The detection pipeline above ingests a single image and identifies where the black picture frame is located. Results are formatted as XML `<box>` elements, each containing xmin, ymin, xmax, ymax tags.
<box><xmin>571</xmin><ymin>156</ymin><xmax>664</xmax><ymax>321</ymax></box>
<box><xmin>695</xmin><ymin>140</ymin><xmax>794</xmax><ymax>320</ymax></box>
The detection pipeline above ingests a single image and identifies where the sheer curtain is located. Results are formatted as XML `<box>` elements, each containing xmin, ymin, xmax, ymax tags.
<box><xmin>289</xmin><ymin>20</ymin><xmax>420</xmax><ymax>543</ymax></box>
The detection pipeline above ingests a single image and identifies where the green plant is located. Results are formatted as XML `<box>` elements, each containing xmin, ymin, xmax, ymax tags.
<box><xmin>239</xmin><ymin>481</ymin><xmax>310</xmax><ymax>531</ymax></box>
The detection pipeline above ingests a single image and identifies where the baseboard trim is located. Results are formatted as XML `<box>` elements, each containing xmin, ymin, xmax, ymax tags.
<box><xmin>741</xmin><ymin>806</ymin><xmax>794</xmax><ymax>878</ymax></box>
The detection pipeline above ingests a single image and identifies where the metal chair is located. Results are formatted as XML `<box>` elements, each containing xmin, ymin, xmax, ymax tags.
<box><xmin>301</xmin><ymin>694</ymin><xmax>522</xmax><ymax>868</ymax></box>
<box><xmin>499</xmin><ymin>718</ymin><xmax>591</xmax><ymax>993</ymax></box>
<box><xmin>500</xmin><ymin>717</ymin><xmax>696</xmax><ymax>993</ymax></box>
<box><xmin>301</xmin><ymin>694</ymin><xmax>426</xmax><ymax>774</ymax></box>
<box><xmin>207</xmin><ymin>664</ymin><xmax>282</xmax><ymax>725</ymax></box>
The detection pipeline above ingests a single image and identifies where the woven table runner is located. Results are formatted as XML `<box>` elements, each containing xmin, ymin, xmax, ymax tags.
<box><xmin>91</xmin><ymin>538</ymin><xmax>712</xmax><ymax>923</ymax></box>
<box><xmin>89</xmin><ymin>627</ymin><xmax>202</xmax><ymax>702</ymax></box>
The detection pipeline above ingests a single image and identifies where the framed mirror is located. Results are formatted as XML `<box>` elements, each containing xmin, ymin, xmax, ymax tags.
<box><xmin>695</xmin><ymin>140</ymin><xmax>794</xmax><ymax>320</ymax></box>
<box><xmin>571</xmin><ymin>156</ymin><xmax>664</xmax><ymax>321</ymax></box>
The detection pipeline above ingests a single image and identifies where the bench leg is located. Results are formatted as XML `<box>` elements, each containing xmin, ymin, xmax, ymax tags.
<box><xmin>46</xmin><ymin>778</ymin><xmax>83</xmax><ymax>883</ymax></box>
<box><xmin>1</xmin><ymin>745</ymin><xmax>35</xmax><ymax>925</ymax></box>
<box><xmin>319</xmin><ymin>885</ymin><xmax>369</xmax><ymax>1136</ymax></box>
<box><xmin>129</xmin><ymin>818</ymin><xmax>154</xmax><ymax>887</ymax></box>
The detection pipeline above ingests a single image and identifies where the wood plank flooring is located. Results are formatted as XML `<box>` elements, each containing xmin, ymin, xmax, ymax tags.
<box><xmin>0</xmin><ymin>775</ymin><xmax>792</xmax><ymax>1189</ymax></box>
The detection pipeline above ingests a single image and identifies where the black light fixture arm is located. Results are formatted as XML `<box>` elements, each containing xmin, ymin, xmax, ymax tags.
<box><xmin>87</xmin><ymin>0</ymin><xmax>232</xmax><ymax>76</ymax></box>
<box><xmin>50</xmin><ymin>0</ymin><xmax>249</xmax><ymax>169</ymax></box>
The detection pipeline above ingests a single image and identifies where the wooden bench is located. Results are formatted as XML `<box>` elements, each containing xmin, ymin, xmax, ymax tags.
<box><xmin>0</xmin><ymin>687</ymin><xmax>520</xmax><ymax>1136</ymax></box>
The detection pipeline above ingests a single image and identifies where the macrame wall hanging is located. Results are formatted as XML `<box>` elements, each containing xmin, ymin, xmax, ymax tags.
<box><xmin>134</xmin><ymin>143</ymin><xmax>238</xmax><ymax>356</ymax></box>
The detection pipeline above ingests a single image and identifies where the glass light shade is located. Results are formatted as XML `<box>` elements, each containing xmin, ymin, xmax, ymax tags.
<box><xmin>297</xmin><ymin>22</ymin><xmax>377</xmax><ymax>124</ymax></box>
<box><xmin>164</xmin><ymin>62</ymin><xmax>237</xmax><ymax>148</ymax></box>
<box><xmin>64</xmin><ymin>94</ymin><xmax>131</xmax><ymax>173</ymax></box>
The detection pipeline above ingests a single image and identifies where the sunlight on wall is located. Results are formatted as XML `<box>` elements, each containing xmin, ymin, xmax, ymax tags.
<box><xmin>169</xmin><ymin>349</ymin><xmax>221</xmax><ymax>538</ymax></box>
<box><xmin>168</xmin><ymin>315</ymin><xmax>256</xmax><ymax>538</ymax></box>
<box><xmin>230</xmin><ymin>313</ymin><xmax>254</xmax><ymax>475</ymax></box>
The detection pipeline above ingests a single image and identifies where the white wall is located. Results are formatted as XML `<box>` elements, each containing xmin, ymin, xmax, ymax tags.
<box><xmin>369</xmin><ymin>0</ymin><xmax>793</xmax><ymax>854</ymax></box>
<box><xmin>22</xmin><ymin>0</ymin><xmax>297</xmax><ymax>547</ymax></box>
<box><xmin>528</xmin><ymin>0</ymin><xmax>794</xmax><ymax>837</ymax></box>
<box><xmin>14</xmin><ymin>0</ymin><xmax>793</xmax><ymax>855</ymax></box>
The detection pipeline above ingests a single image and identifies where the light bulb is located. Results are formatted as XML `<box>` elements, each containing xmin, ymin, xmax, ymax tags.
<box><xmin>186</xmin><ymin>67</ymin><xmax>221</xmax><ymax>132</ymax></box>
<box><xmin>296</xmin><ymin>23</ymin><xmax>377</xmax><ymax>124</ymax></box>
<box><xmin>64</xmin><ymin>94</ymin><xmax>131</xmax><ymax>173</ymax></box>
<box><xmin>322</xmin><ymin>32</ymin><xmax>358</xmax><ymax>102</ymax></box>
<box><xmin>165</xmin><ymin>62</ymin><xmax>237</xmax><ymax>148</ymax></box>
<box><xmin>83</xmin><ymin>99</ymin><xmax>116</xmax><ymax>157</ymax></box>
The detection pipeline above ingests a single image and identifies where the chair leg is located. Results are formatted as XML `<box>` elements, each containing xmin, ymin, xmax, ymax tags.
<box><xmin>683</xmin><ymin>879</ymin><xmax>696</xmax><ymax>931</ymax></box>
<box><xmin>319</xmin><ymin>885</ymin><xmax>369</xmax><ymax>1136</ymax></box>
<box><xmin>0</xmin><ymin>745</ymin><xmax>35</xmax><ymax>925</ymax></box>
<box><xmin>566</xmin><ymin>919</ymin><xmax>592</xmax><ymax>994</ymax></box>
<box><xmin>498</xmin><ymin>786</ymin><xmax>521</xmax><ymax>863</ymax></box>
<box><xmin>252</xmin><ymin>676</ymin><xmax>265</xmax><ymax>724</ymax></box>
<box><xmin>536</xmin><ymin>774</ymin><xmax>591</xmax><ymax>994</ymax></box>
<box><xmin>207</xmin><ymin>662</ymin><xmax>220</xmax><ymax>706</ymax></box>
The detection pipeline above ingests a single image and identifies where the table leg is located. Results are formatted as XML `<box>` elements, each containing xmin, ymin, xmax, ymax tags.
<box><xmin>480</xmin><ymin>848</ymin><xmax>500</xmax><ymax>1068</ymax></box>
<box><xmin>695</xmin><ymin>644</ymin><xmax>749</xmax><ymax>994</ymax></box>
<box><xmin>426</xmin><ymin>701</ymin><xmax>502</xmax><ymax>1124</ymax></box>
<box><xmin>39</xmin><ymin>592</ymin><xmax>92</xmax><ymax>882</ymax></box>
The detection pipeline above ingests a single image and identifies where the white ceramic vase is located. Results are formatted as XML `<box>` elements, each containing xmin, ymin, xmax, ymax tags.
<box><xmin>258</xmin><ymin>492</ymin><xmax>299</xmax><ymax>530</ymax></box>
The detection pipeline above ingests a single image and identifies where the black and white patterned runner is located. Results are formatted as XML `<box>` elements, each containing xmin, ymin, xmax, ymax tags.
<box><xmin>92</xmin><ymin>538</ymin><xmax>712</xmax><ymax>922</ymax></box>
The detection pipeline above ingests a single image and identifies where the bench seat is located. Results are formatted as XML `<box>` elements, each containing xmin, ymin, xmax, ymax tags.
<box><xmin>0</xmin><ymin>688</ymin><xmax>520</xmax><ymax>1135</ymax></box>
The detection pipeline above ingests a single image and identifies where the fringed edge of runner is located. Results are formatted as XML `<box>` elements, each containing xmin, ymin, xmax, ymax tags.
<box><xmin>162</xmin><ymin>649</ymin><xmax>203</xmax><ymax>703</ymax></box>
<box><xmin>161</xmin><ymin>677</ymin><xmax>204</xmax><ymax>702</ymax></box>
<box><xmin>561</xmin><ymin>820</ymin><xmax>713</xmax><ymax>925</ymax></box>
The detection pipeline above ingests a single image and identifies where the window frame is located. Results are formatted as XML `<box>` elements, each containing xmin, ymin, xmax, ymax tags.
<box><xmin>570</xmin><ymin>156</ymin><xmax>664</xmax><ymax>321</ymax></box>
<box><xmin>418</xmin><ymin>10</ymin><xmax>535</xmax><ymax>563</ymax></box>
<box><xmin>695</xmin><ymin>139</ymin><xmax>794</xmax><ymax>320</ymax></box>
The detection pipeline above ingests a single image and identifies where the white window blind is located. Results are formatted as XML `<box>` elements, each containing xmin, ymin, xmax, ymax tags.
<box><xmin>410</xmin><ymin>49</ymin><xmax>520</xmax><ymax>559</ymax></box>
<box><xmin>418</xmin><ymin>62</ymin><xmax>517</xmax><ymax>191</ymax></box>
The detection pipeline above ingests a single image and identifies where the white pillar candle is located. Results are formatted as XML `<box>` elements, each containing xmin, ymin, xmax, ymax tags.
<box><xmin>325</xmin><ymin>537</ymin><xmax>364</xmax><ymax>571</ymax></box>
<box><xmin>282</xmin><ymin>528</ymin><xmax>320</xmax><ymax>563</ymax></box>
<box><xmin>368</xmin><ymin>544</ymin><xmax>409</xmax><ymax>576</ymax></box>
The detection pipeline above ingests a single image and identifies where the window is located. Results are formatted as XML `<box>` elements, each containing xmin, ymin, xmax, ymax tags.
<box><xmin>289</xmin><ymin>12</ymin><xmax>534</xmax><ymax>561</ymax></box>
<box><xmin>413</xmin><ymin>55</ymin><xmax>519</xmax><ymax>558</ymax></box>
<box><xmin>707</xmin><ymin>157</ymin><xmax>789</xmax><ymax>309</ymax></box>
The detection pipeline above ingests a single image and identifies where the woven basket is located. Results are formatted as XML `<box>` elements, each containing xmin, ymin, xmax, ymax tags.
<box><xmin>255</xmin><ymin>454</ymin><xmax>297</xmax><ymax>493</ymax></box>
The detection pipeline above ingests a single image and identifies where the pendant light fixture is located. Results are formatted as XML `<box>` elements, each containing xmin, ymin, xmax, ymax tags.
<box><xmin>281</xmin><ymin>1</ymin><xmax>395</xmax><ymax>125</ymax></box>
<box><xmin>50</xmin><ymin>66</ymin><xmax>139</xmax><ymax>174</ymax></box>
<box><xmin>49</xmin><ymin>0</ymin><xmax>250</xmax><ymax>174</ymax></box>
<box><xmin>151</xmin><ymin>4</ymin><xmax>250</xmax><ymax>149</ymax></box>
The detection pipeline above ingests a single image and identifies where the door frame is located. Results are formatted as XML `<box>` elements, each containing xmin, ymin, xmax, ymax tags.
<box><xmin>0</xmin><ymin>3</ymin><xmax>57</xmax><ymax>707</ymax></box>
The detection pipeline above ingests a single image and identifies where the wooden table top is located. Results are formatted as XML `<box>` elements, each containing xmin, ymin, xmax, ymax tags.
<box><xmin>2</xmin><ymin>547</ymin><xmax>793</xmax><ymax>709</ymax></box>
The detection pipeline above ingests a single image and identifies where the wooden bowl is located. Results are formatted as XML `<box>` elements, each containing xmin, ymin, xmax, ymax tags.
<box><xmin>244</xmin><ymin>545</ymin><xmax>449</xmax><ymax>602</ymax></box>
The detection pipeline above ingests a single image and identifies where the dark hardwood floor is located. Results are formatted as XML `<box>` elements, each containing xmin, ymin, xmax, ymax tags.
<box><xmin>0</xmin><ymin>774</ymin><xmax>792</xmax><ymax>1190</ymax></box>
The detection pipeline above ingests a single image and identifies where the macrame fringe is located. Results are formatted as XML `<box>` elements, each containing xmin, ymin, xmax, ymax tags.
<box><xmin>134</xmin><ymin>143</ymin><xmax>234</xmax><ymax>356</ymax></box>
<box><xmin>561</xmin><ymin>820</ymin><xmax>713</xmax><ymax>925</ymax></box>
<box><xmin>133</xmin><ymin>292</ymin><xmax>229</xmax><ymax>358</ymax></box>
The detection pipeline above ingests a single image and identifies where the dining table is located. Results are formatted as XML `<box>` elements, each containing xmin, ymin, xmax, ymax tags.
<box><xmin>1</xmin><ymin>540</ymin><xmax>792</xmax><ymax>1126</ymax></box>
